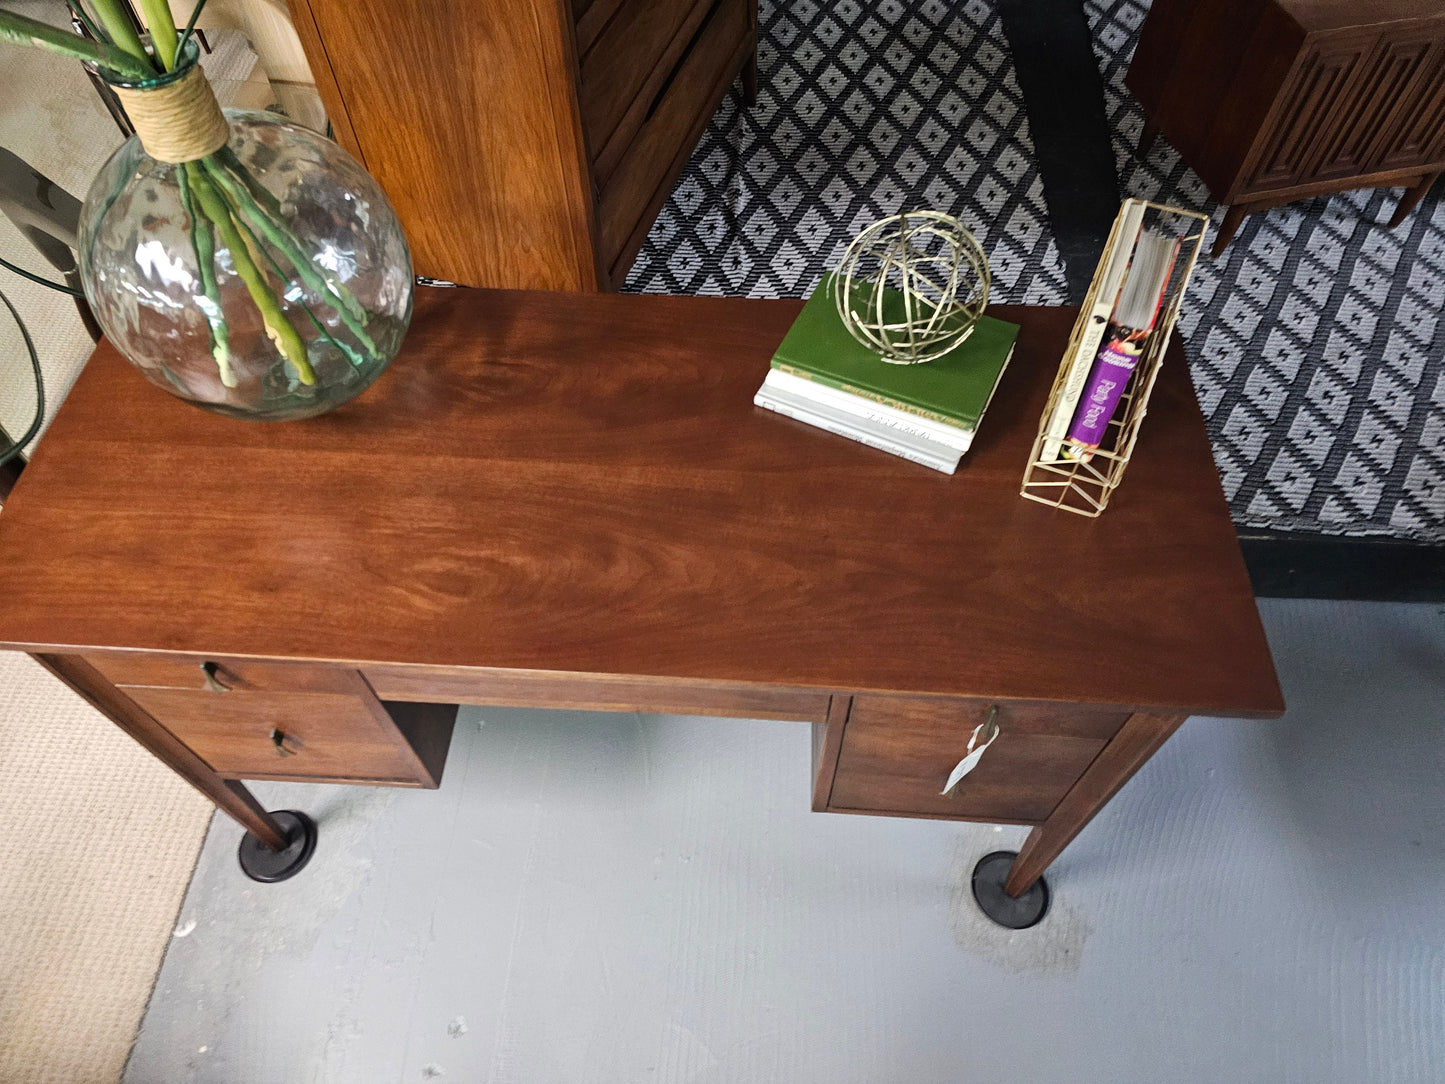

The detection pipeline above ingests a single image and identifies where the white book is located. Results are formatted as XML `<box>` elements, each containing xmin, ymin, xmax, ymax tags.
<box><xmin>760</xmin><ymin>381</ymin><xmax>964</xmax><ymax>466</ymax></box>
<box><xmin>761</xmin><ymin>368</ymin><xmax>975</xmax><ymax>453</ymax></box>
<box><xmin>1042</xmin><ymin>199</ymin><xmax>1147</xmax><ymax>462</ymax></box>
<box><xmin>754</xmin><ymin>385</ymin><xmax>961</xmax><ymax>474</ymax></box>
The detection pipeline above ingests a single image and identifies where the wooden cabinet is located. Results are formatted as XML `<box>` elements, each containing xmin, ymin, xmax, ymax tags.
<box><xmin>288</xmin><ymin>0</ymin><xmax>757</xmax><ymax>290</ymax></box>
<box><xmin>1127</xmin><ymin>0</ymin><xmax>1445</xmax><ymax>255</ymax></box>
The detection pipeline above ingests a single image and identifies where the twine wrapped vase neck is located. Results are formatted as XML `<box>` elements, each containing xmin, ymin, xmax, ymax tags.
<box><xmin>110</xmin><ymin>63</ymin><xmax>229</xmax><ymax>164</ymax></box>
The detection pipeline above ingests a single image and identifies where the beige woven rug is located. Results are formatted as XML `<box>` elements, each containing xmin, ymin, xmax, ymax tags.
<box><xmin>0</xmin><ymin>654</ymin><xmax>213</xmax><ymax>1083</ymax></box>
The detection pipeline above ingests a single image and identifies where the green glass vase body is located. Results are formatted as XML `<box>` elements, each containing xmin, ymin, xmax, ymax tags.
<box><xmin>78</xmin><ymin>46</ymin><xmax>412</xmax><ymax>421</ymax></box>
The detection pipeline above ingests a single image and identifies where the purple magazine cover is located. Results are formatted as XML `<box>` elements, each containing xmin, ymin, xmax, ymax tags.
<box><xmin>1063</xmin><ymin>327</ymin><xmax>1147</xmax><ymax>458</ymax></box>
<box><xmin>1064</xmin><ymin>231</ymin><xmax>1180</xmax><ymax>462</ymax></box>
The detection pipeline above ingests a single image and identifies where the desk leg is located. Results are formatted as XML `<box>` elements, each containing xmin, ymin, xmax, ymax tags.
<box><xmin>810</xmin><ymin>694</ymin><xmax>852</xmax><ymax>810</ymax></box>
<box><xmin>1003</xmin><ymin>711</ymin><xmax>1187</xmax><ymax>898</ymax></box>
<box><xmin>31</xmin><ymin>653</ymin><xmax>289</xmax><ymax>852</ymax></box>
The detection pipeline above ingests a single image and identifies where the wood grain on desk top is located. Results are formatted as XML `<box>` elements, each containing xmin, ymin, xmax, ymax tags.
<box><xmin>0</xmin><ymin>288</ymin><xmax>1282</xmax><ymax>717</ymax></box>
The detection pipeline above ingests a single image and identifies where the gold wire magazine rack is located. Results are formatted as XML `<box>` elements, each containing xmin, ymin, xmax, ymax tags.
<box><xmin>1020</xmin><ymin>199</ymin><xmax>1210</xmax><ymax>517</ymax></box>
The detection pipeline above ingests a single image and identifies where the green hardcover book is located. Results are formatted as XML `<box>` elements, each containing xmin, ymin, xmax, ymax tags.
<box><xmin>770</xmin><ymin>272</ymin><xmax>1020</xmax><ymax>430</ymax></box>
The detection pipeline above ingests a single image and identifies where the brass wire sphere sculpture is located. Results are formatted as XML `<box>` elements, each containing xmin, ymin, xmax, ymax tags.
<box><xmin>833</xmin><ymin>210</ymin><xmax>990</xmax><ymax>365</ymax></box>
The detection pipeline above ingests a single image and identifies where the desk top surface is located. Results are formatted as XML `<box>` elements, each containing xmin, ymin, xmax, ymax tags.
<box><xmin>0</xmin><ymin>288</ymin><xmax>1282</xmax><ymax>716</ymax></box>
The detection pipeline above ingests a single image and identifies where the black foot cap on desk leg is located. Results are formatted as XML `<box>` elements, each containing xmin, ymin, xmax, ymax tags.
<box><xmin>972</xmin><ymin>850</ymin><xmax>1050</xmax><ymax>929</ymax></box>
<box><xmin>238</xmin><ymin>810</ymin><xmax>317</xmax><ymax>883</ymax></box>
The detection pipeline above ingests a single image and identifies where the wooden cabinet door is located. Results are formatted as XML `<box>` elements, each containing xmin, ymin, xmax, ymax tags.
<box><xmin>1245</xmin><ymin>31</ymin><xmax>1378</xmax><ymax>194</ymax></box>
<box><xmin>1369</xmin><ymin>36</ymin><xmax>1445</xmax><ymax>172</ymax></box>
<box><xmin>1311</xmin><ymin>30</ymin><xmax>1445</xmax><ymax>183</ymax></box>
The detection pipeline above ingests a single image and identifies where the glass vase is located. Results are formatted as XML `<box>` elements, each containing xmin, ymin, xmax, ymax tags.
<box><xmin>78</xmin><ymin>39</ymin><xmax>412</xmax><ymax>421</ymax></box>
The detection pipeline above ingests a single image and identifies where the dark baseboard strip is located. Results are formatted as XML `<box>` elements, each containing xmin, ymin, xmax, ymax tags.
<box><xmin>1239</xmin><ymin>532</ymin><xmax>1445</xmax><ymax>602</ymax></box>
<box><xmin>996</xmin><ymin>0</ymin><xmax>1120</xmax><ymax>302</ymax></box>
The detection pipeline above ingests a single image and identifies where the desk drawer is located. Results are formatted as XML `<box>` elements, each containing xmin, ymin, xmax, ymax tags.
<box><xmin>826</xmin><ymin>696</ymin><xmax>1127</xmax><ymax>823</ymax></box>
<box><xmin>121</xmin><ymin>686</ymin><xmax>435</xmax><ymax>784</ymax></box>
<box><xmin>83</xmin><ymin>652</ymin><xmax>358</xmax><ymax>695</ymax></box>
<box><xmin>87</xmin><ymin>653</ymin><xmax>455</xmax><ymax>787</ymax></box>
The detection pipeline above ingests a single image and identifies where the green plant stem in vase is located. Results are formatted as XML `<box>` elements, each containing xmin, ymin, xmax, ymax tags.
<box><xmin>0</xmin><ymin>1</ymin><xmax>413</xmax><ymax>420</ymax></box>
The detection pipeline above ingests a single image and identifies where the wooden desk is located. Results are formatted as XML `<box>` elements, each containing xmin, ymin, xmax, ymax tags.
<box><xmin>0</xmin><ymin>289</ymin><xmax>1282</xmax><ymax>899</ymax></box>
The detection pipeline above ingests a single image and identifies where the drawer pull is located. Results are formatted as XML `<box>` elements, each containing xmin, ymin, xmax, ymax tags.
<box><xmin>941</xmin><ymin>705</ymin><xmax>1000</xmax><ymax>795</ymax></box>
<box><xmin>270</xmin><ymin>728</ymin><xmax>297</xmax><ymax>758</ymax></box>
<box><xmin>199</xmin><ymin>661</ymin><xmax>230</xmax><ymax>693</ymax></box>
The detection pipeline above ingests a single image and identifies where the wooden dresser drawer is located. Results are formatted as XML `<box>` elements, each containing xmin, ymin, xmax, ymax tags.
<box><xmin>825</xmin><ymin>696</ymin><xmax>1128</xmax><ymax>823</ymax></box>
<box><xmin>579</xmin><ymin>0</ymin><xmax>711</xmax><ymax>179</ymax></box>
<box><xmin>594</xmin><ymin>0</ymin><xmax>751</xmax><ymax>277</ymax></box>
<box><xmin>573</xmin><ymin>0</ymin><xmax>623</xmax><ymax>57</ymax></box>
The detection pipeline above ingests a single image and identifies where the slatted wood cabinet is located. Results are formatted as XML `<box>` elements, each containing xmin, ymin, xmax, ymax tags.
<box><xmin>287</xmin><ymin>0</ymin><xmax>757</xmax><ymax>290</ymax></box>
<box><xmin>1127</xmin><ymin>0</ymin><xmax>1445</xmax><ymax>255</ymax></box>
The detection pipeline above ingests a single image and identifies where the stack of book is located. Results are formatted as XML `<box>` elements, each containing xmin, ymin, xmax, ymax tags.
<box><xmin>755</xmin><ymin>273</ymin><xmax>1020</xmax><ymax>474</ymax></box>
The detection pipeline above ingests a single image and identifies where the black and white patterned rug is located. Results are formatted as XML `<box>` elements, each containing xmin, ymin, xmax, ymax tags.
<box><xmin>627</xmin><ymin>0</ymin><xmax>1445</xmax><ymax>544</ymax></box>
<box><xmin>625</xmin><ymin>0</ymin><xmax>1068</xmax><ymax>303</ymax></box>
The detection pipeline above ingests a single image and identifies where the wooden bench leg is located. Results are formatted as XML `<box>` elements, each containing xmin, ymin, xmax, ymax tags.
<box><xmin>31</xmin><ymin>652</ymin><xmax>289</xmax><ymax>851</ymax></box>
<box><xmin>1388</xmin><ymin>172</ymin><xmax>1440</xmax><ymax>229</ymax></box>
<box><xmin>1004</xmin><ymin>711</ymin><xmax>1188</xmax><ymax>898</ymax></box>
<box><xmin>1212</xmin><ymin>205</ymin><xmax>1248</xmax><ymax>258</ymax></box>
<box><xmin>1137</xmin><ymin>119</ymin><xmax>1160</xmax><ymax>158</ymax></box>
<box><xmin>742</xmin><ymin>50</ymin><xmax>758</xmax><ymax>108</ymax></box>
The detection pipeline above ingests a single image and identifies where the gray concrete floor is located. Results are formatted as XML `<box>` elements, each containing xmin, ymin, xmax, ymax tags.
<box><xmin>125</xmin><ymin>599</ymin><xmax>1445</xmax><ymax>1083</ymax></box>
